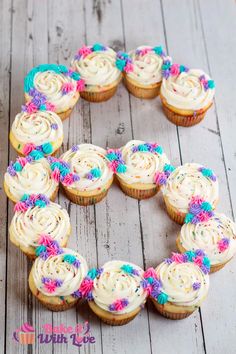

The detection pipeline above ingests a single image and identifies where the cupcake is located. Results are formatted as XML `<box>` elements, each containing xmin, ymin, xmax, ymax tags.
<box><xmin>9</xmin><ymin>194</ymin><xmax>71</xmax><ymax>260</ymax></box>
<box><xmin>106</xmin><ymin>140</ymin><xmax>171</xmax><ymax>199</ymax></box>
<box><xmin>4</xmin><ymin>153</ymin><xmax>59</xmax><ymax>203</ymax></box>
<box><xmin>84</xmin><ymin>261</ymin><xmax>148</xmax><ymax>325</ymax></box>
<box><xmin>147</xmin><ymin>250</ymin><xmax>210</xmax><ymax>319</ymax></box>
<box><xmin>71</xmin><ymin>43</ymin><xmax>123</xmax><ymax>102</ymax></box>
<box><xmin>177</xmin><ymin>198</ymin><xmax>236</xmax><ymax>273</ymax></box>
<box><xmin>24</xmin><ymin>64</ymin><xmax>85</xmax><ymax>120</ymax></box>
<box><xmin>162</xmin><ymin>163</ymin><xmax>219</xmax><ymax>224</ymax></box>
<box><xmin>124</xmin><ymin>45</ymin><xmax>169</xmax><ymax>99</ymax></box>
<box><xmin>10</xmin><ymin>110</ymin><xmax>63</xmax><ymax>156</ymax></box>
<box><xmin>29</xmin><ymin>245</ymin><xmax>88</xmax><ymax>311</ymax></box>
<box><xmin>59</xmin><ymin>144</ymin><xmax>114</xmax><ymax>205</ymax></box>
<box><xmin>160</xmin><ymin>63</ymin><xmax>215</xmax><ymax>126</ymax></box>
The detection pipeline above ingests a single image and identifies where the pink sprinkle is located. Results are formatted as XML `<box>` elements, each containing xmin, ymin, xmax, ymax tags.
<box><xmin>76</xmin><ymin>79</ymin><xmax>85</xmax><ymax>92</ymax></box>
<box><xmin>143</xmin><ymin>267</ymin><xmax>157</xmax><ymax>280</ymax></box>
<box><xmin>14</xmin><ymin>201</ymin><xmax>28</xmax><ymax>213</ymax></box>
<box><xmin>79</xmin><ymin>278</ymin><xmax>94</xmax><ymax>297</ymax></box>
<box><xmin>108</xmin><ymin>161</ymin><xmax>119</xmax><ymax>173</ymax></box>
<box><xmin>45</xmin><ymin>280</ymin><xmax>56</xmax><ymax>293</ymax></box>
<box><xmin>191</xmin><ymin>195</ymin><xmax>204</xmax><ymax>206</ymax></box>
<box><xmin>170</xmin><ymin>64</ymin><xmax>180</xmax><ymax>76</ymax></box>
<box><xmin>17</xmin><ymin>157</ymin><xmax>28</xmax><ymax>167</ymax></box>
<box><xmin>171</xmin><ymin>252</ymin><xmax>184</xmax><ymax>263</ymax></box>
<box><xmin>45</xmin><ymin>102</ymin><xmax>56</xmax><ymax>112</ymax></box>
<box><xmin>25</xmin><ymin>102</ymin><xmax>38</xmax><ymax>114</ymax></box>
<box><xmin>22</xmin><ymin>143</ymin><xmax>36</xmax><ymax>155</ymax></box>
<box><xmin>78</xmin><ymin>45</ymin><xmax>93</xmax><ymax>58</ymax></box>
<box><xmin>197</xmin><ymin>211</ymin><xmax>211</xmax><ymax>222</ymax></box>
<box><xmin>61</xmin><ymin>82</ymin><xmax>74</xmax><ymax>94</ymax></box>
<box><xmin>51</xmin><ymin>168</ymin><xmax>60</xmax><ymax>183</ymax></box>
<box><xmin>193</xmin><ymin>256</ymin><xmax>203</xmax><ymax>267</ymax></box>
<box><xmin>217</xmin><ymin>239</ymin><xmax>230</xmax><ymax>252</ymax></box>
<box><xmin>38</xmin><ymin>234</ymin><xmax>53</xmax><ymax>246</ymax></box>
<box><xmin>124</xmin><ymin>63</ymin><xmax>134</xmax><ymax>73</ymax></box>
<box><xmin>62</xmin><ymin>173</ymin><xmax>74</xmax><ymax>186</ymax></box>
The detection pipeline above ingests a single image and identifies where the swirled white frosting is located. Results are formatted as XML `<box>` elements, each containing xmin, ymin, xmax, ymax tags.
<box><xmin>71</xmin><ymin>48</ymin><xmax>121</xmax><ymax>87</ymax></box>
<box><xmin>32</xmin><ymin>71</ymin><xmax>78</xmax><ymax>112</ymax></box>
<box><xmin>10</xmin><ymin>201</ymin><xmax>70</xmax><ymax>249</ymax></box>
<box><xmin>60</xmin><ymin>144</ymin><xmax>113</xmax><ymax>191</ymax></box>
<box><xmin>127</xmin><ymin>46</ymin><xmax>164</xmax><ymax>85</ymax></box>
<box><xmin>162</xmin><ymin>163</ymin><xmax>219</xmax><ymax>213</ymax></box>
<box><xmin>4</xmin><ymin>158</ymin><xmax>58</xmax><ymax>201</ymax></box>
<box><xmin>11</xmin><ymin>111</ymin><xmax>63</xmax><ymax>147</ymax></box>
<box><xmin>156</xmin><ymin>261</ymin><xmax>209</xmax><ymax>306</ymax></box>
<box><xmin>161</xmin><ymin>69</ymin><xmax>215</xmax><ymax>110</ymax></box>
<box><xmin>32</xmin><ymin>248</ymin><xmax>88</xmax><ymax>296</ymax></box>
<box><xmin>92</xmin><ymin>260</ymin><xmax>147</xmax><ymax>314</ymax></box>
<box><xmin>117</xmin><ymin>140</ymin><xmax>169</xmax><ymax>185</ymax></box>
<box><xmin>179</xmin><ymin>213</ymin><xmax>236</xmax><ymax>265</ymax></box>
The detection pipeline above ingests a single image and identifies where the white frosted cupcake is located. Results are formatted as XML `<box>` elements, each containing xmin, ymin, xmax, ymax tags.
<box><xmin>160</xmin><ymin>63</ymin><xmax>215</xmax><ymax>126</ymax></box>
<box><xmin>106</xmin><ymin>140</ymin><xmax>171</xmax><ymax>199</ymax></box>
<box><xmin>60</xmin><ymin>144</ymin><xmax>114</xmax><ymax>205</ymax></box>
<box><xmin>10</xmin><ymin>110</ymin><xmax>63</xmax><ymax>156</ymax></box>
<box><xmin>177</xmin><ymin>199</ymin><xmax>236</xmax><ymax>272</ymax></box>
<box><xmin>146</xmin><ymin>250</ymin><xmax>210</xmax><ymax>319</ymax></box>
<box><xmin>161</xmin><ymin>163</ymin><xmax>219</xmax><ymax>224</ymax></box>
<box><xmin>71</xmin><ymin>43</ymin><xmax>123</xmax><ymax>102</ymax></box>
<box><xmin>124</xmin><ymin>45</ymin><xmax>169</xmax><ymax>98</ymax></box>
<box><xmin>85</xmin><ymin>261</ymin><xmax>148</xmax><ymax>325</ymax></box>
<box><xmin>29</xmin><ymin>246</ymin><xmax>88</xmax><ymax>311</ymax></box>
<box><xmin>24</xmin><ymin>64</ymin><xmax>85</xmax><ymax>120</ymax></box>
<box><xmin>4</xmin><ymin>154</ymin><xmax>59</xmax><ymax>203</ymax></box>
<box><xmin>10</xmin><ymin>194</ymin><xmax>71</xmax><ymax>259</ymax></box>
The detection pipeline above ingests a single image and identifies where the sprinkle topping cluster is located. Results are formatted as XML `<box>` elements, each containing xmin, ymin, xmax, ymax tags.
<box><xmin>185</xmin><ymin>196</ymin><xmax>214</xmax><ymax>224</ymax></box>
<box><xmin>14</xmin><ymin>194</ymin><xmax>50</xmax><ymax>212</ymax></box>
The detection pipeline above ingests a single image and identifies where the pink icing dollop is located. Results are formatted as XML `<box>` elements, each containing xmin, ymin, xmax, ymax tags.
<box><xmin>25</xmin><ymin>102</ymin><xmax>38</xmax><ymax>114</ymax></box>
<box><xmin>171</xmin><ymin>252</ymin><xmax>184</xmax><ymax>263</ymax></box>
<box><xmin>143</xmin><ymin>267</ymin><xmax>157</xmax><ymax>280</ymax></box>
<box><xmin>20</xmin><ymin>323</ymin><xmax>35</xmax><ymax>333</ymax></box>
<box><xmin>62</xmin><ymin>82</ymin><xmax>74</xmax><ymax>94</ymax></box>
<box><xmin>76</xmin><ymin>79</ymin><xmax>85</xmax><ymax>92</ymax></box>
<box><xmin>14</xmin><ymin>201</ymin><xmax>28</xmax><ymax>213</ymax></box>
<box><xmin>17</xmin><ymin>157</ymin><xmax>28</xmax><ymax>167</ymax></box>
<box><xmin>45</xmin><ymin>102</ymin><xmax>56</xmax><ymax>112</ymax></box>
<box><xmin>193</xmin><ymin>256</ymin><xmax>203</xmax><ymax>267</ymax></box>
<box><xmin>197</xmin><ymin>211</ymin><xmax>211</xmax><ymax>222</ymax></box>
<box><xmin>108</xmin><ymin>161</ymin><xmax>119</xmax><ymax>173</ymax></box>
<box><xmin>38</xmin><ymin>234</ymin><xmax>53</xmax><ymax>246</ymax></box>
<box><xmin>170</xmin><ymin>63</ymin><xmax>180</xmax><ymax>76</ymax></box>
<box><xmin>51</xmin><ymin>168</ymin><xmax>60</xmax><ymax>183</ymax></box>
<box><xmin>62</xmin><ymin>173</ymin><xmax>74</xmax><ymax>186</ymax></box>
<box><xmin>191</xmin><ymin>196</ymin><xmax>204</xmax><ymax>206</ymax></box>
<box><xmin>79</xmin><ymin>278</ymin><xmax>94</xmax><ymax>297</ymax></box>
<box><xmin>218</xmin><ymin>239</ymin><xmax>230</xmax><ymax>252</ymax></box>
<box><xmin>22</xmin><ymin>143</ymin><xmax>36</xmax><ymax>155</ymax></box>
<box><xmin>44</xmin><ymin>280</ymin><xmax>57</xmax><ymax>293</ymax></box>
<box><xmin>78</xmin><ymin>45</ymin><xmax>92</xmax><ymax>58</ymax></box>
<box><xmin>124</xmin><ymin>63</ymin><xmax>134</xmax><ymax>73</ymax></box>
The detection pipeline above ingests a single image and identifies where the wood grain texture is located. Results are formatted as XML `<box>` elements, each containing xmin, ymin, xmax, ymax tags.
<box><xmin>1</xmin><ymin>0</ymin><xmax>236</xmax><ymax>353</ymax></box>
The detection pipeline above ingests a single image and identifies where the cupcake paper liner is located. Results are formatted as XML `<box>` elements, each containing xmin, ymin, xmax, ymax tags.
<box><xmin>118</xmin><ymin>180</ymin><xmax>159</xmax><ymax>200</ymax></box>
<box><xmin>163</xmin><ymin>196</ymin><xmax>186</xmax><ymax>224</ymax></box>
<box><xmin>124</xmin><ymin>75</ymin><xmax>161</xmax><ymax>99</ymax></box>
<box><xmin>151</xmin><ymin>298</ymin><xmax>194</xmax><ymax>320</ymax></box>
<box><xmin>80</xmin><ymin>85</ymin><xmax>119</xmax><ymax>103</ymax></box>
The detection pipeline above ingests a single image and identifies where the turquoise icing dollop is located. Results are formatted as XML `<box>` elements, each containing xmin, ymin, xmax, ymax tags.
<box><xmin>184</xmin><ymin>213</ymin><xmax>194</xmax><ymax>224</ymax></box>
<box><xmin>13</xmin><ymin>161</ymin><xmax>23</xmax><ymax>172</ymax></box>
<box><xmin>63</xmin><ymin>254</ymin><xmax>76</xmax><ymax>264</ymax></box>
<box><xmin>87</xmin><ymin>268</ymin><xmax>98</xmax><ymax>280</ymax></box>
<box><xmin>138</xmin><ymin>144</ymin><xmax>149</xmax><ymax>152</ymax></box>
<box><xmin>29</xmin><ymin>150</ymin><xmax>44</xmax><ymax>160</ymax></box>
<box><xmin>35</xmin><ymin>245</ymin><xmax>46</xmax><ymax>256</ymax></box>
<box><xmin>90</xmin><ymin>168</ymin><xmax>102</xmax><ymax>178</ymax></box>
<box><xmin>42</xmin><ymin>142</ymin><xmax>53</xmax><ymax>155</ymax></box>
<box><xmin>116</xmin><ymin>164</ymin><xmax>127</xmax><ymax>173</ymax></box>
<box><xmin>157</xmin><ymin>292</ymin><xmax>168</xmax><ymax>305</ymax></box>
<box><xmin>154</xmin><ymin>146</ymin><xmax>163</xmax><ymax>154</ymax></box>
<box><xmin>201</xmin><ymin>201</ymin><xmax>212</xmax><ymax>212</ymax></box>
<box><xmin>106</xmin><ymin>152</ymin><xmax>117</xmax><ymax>161</ymax></box>
<box><xmin>21</xmin><ymin>193</ymin><xmax>30</xmax><ymax>201</ymax></box>
<box><xmin>185</xmin><ymin>250</ymin><xmax>196</xmax><ymax>262</ymax></box>
<box><xmin>116</xmin><ymin>58</ymin><xmax>126</xmax><ymax>71</ymax></box>
<box><xmin>121</xmin><ymin>264</ymin><xmax>134</xmax><ymax>274</ymax></box>
<box><xmin>153</xmin><ymin>46</ymin><xmax>163</xmax><ymax>56</ymax></box>
<box><xmin>35</xmin><ymin>199</ymin><xmax>47</xmax><ymax>208</ymax></box>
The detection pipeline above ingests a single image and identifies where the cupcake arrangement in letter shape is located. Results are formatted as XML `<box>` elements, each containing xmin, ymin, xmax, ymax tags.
<box><xmin>124</xmin><ymin>45</ymin><xmax>170</xmax><ymax>99</ymax></box>
<box><xmin>106</xmin><ymin>140</ymin><xmax>171</xmax><ymax>200</ymax></box>
<box><xmin>177</xmin><ymin>197</ymin><xmax>236</xmax><ymax>273</ymax></box>
<box><xmin>160</xmin><ymin>63</ymin><xmax>215</xmax><ymax>126</ymax></box>
<box><xmin>10</xmin><ymin>194</ymin><xmax>71</xmax><ymax>260</ymax></box>
<box><xmin>24</xmin><ymin>64</ymin><xmax>84</xmax><ymax>120</ymax></box>
<box><xmin>161</xmin><ymin>163</ymin><xmax>219</xmax><ymax>224</ymax></box>
<box><xmin>10</xmin><ymin>110</ymin><xmax>63</xmax><ymax>156</ymax></box>
<box><xmin>4</xmin><ymin>153</ymin><xmax>59</xmax><ymax>203</ymax></box>
<box><xmin>29</xmin><ymin>244</ymin><xmax>88</xmax><ymax>311</ymax></box>
<box><xmin>147</xmin><ymin>250</ymin><xmax>210</xmax><ymax>319</ymax></box>
<box><xmin>71</xmin><ymin>43</ymin><xmax>123</xmax><ymax>102</ymax></box>
<box><xmin>60</xmin><ymin>144</ymin><xmax>114</xmax><ymax>205</ymax></box>
<box><xmin>86</xmin><ymin>261</ymin><xmax>148</xmax><ymax>325</ymax></box>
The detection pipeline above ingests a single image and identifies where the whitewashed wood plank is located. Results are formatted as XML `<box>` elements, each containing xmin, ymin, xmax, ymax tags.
<box><xmin>47</xmin><ymin>1</ymin><xmax>103</xmax><ymax>353</ymax></box>
<box><xmin>6</xmin><ymin>1</ymin><xmax>53</xmax><ymax>354</ymax></box>
<box><xmin>162</xmin><ymin>1</ymin><xmax>236</xmax><ymax>354</ymax></box>
<box><xmin>84</xmin><ymin>1</ymin><xmax>152</xmax><ymax>353</ymax></box>
<box><xmin>122</xmin><ymin>1</ymin><xmax>206</xmax><ymax>353</ymax></box>
<box><xmin>0</xmin><ymin>0</ymin><xmax>12</xmax><ymax>352</ymax></box>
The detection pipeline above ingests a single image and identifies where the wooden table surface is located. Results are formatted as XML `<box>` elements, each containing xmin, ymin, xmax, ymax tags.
<box><xmin>0</xmin><ymin>0</ymin><xmax>236</xmax><ymax>353</ymax></box>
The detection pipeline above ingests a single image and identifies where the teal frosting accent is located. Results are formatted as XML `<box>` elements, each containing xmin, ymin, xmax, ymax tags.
<box><xmin>70</xmin><ymin>71</ymin><xmax>81</xmax><ymax>81</ymax></box>
<box><xmin>92</xmin><ymin>43</ymin><xmax>104</xmax><ymax>51</ymax></box>
<box><xmin>157</xmin><ymin>292</ymin><xmax>168</xmax><ymax>304</ymax></box>
<box><xmin>116</xmin><ymin>164</ymin><xmax>127</xmax><ymax>173</ymax></box>
<box><xmin>50</xmin><ymin>161</ymin><xmax>61</xmax><ymax>171</ymax></box>
<box><xmin>154</xmin><ymin>146</ymin><xmax>163</xmax><ymax>154</ymax></box>
<box><xmin>106</xmin><ymin>152</ymin><xmax>117</xmax><ymax>161</ymax></box>
<box><xmin>121</xmin><ymin>264</ymin><xmax>134</xmax><ymax>274</ymax></box>
<box><xmin>203</xmin><ymin>256</ymin><xmax>210</xmax><ymax>268</ymax></box>
<box><xmin>13</xmin><ymin>161</ymin><xmax>23</xmax><ymax>172</ymax></box>
<box><xmin>185</xmin><ymin>250</ymin><xmax>196</xmax><ymax>262</ymax></box>
<box><xmin>87</xmin><ymin>268</ymin><xmax>98</xmax><ymax>280</ymax></box>
<box><xmin>116</xmin><ymin>58</ymin><xmax>126</xmax><ymax>71</ymax></box>
<box><xmin>208</xmin><ymin>80</ymin><xmax>215</xmax><ymax>89</ymax></box>
<box><xmin>138</xmin><ymin>144</ymin><xmax>149</xmax><ymax>152</ymax></box>
<box><xmin>21</xmin><ymin>194</ymin><xmax>30</xmax><ymax>201</ymax></box>
<box><xmin>42</xmin><ymin>142</ymin><xmax>53</xmax><ymax>155</ymax></box>
<box><xmin>39</xmin><ymin>104</ymin><xmax>46</xmax><ymax>111</ymax></box>
<box><xmin>184</xmin><ymin>213</ymin><xmax>194</xmax><ymax>224</ymax></box>
<box><xmin>179</xmin><ymin>65</ymin><xmax>186</xmax><ymax>73</ymax></box>
<box><xmin>29</xmin><ymin>150</ymin><xmax>44</xmax><ymax>160</ymax></box>
<box><xmin>90</xmin><ymin>168</ymin><xmax>102</xmax><ymax>178</ymax></box>
<box><xmin>35</xmin><ymin>199</ymin><xmax>46</xmax><ymax>208</ymax></box>
<box><xmin>60</xmin><ymin>167</ymin><xmax>71</xmax><ymax>177</ymax></box>
<box><xmin>147</xmin><ymin>277</ymin><xmax>154</xmax><ymax>284</ymax></box>
<box><xmin>201</xmin><ymin>168</ymin><xmax>213</xmax><ymax>177</ymax></box>
<box><xmin>63</xmin><ymin>254</ymin><xmax>76</xmax><ymax>264</ymax></box>
<box><xmin>35</xmin><ymin>245</ymin><xmax>46</xmax><ymax>256</ymax></box>
<box><xmin>162</xmin><ymin>63</ymin><xmax>171</xmax><ymax>70</ymax></box>
<box><xmin>153</xmin><ymin>46</ymin><xmax>163</xmax><ymax>56</ymax></box>
<box><xmin>201</xmin><ymin>201</ymin><xmax>212</xmax><ymax>212</ymax></box>
<box><xmin>164</xmin><ymin>164</ymin><xmax>175</xmax><ymax>172</ymax></box>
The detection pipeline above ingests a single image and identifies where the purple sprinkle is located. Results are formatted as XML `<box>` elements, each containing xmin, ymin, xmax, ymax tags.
<box><xmin>193</xmin><ymin>282</ymin><xmax>201</xmax><ymax>290</ymax></box>
<box><xmin>7</xmin><ymin>165</ymin><xmax>17</xmax><ymax>176</ymax></box>
<box><xmin>73</xmin><ymin>259</ymin><xmax>81</xmax><ymax>268</ymax></box>
<box><xmin>40</xmin><ymin>251</ymin><xmax>49</xmax><ymax>260</ymax></box>
<box><xmin>97</xmin><ymin>268</ymin><xmax>103</xmax><ymax>276</ymax></box>
<box><xmin>195</xmin><ymin>249</ymin><xmax>205</xmax><ymax>257</ymax></box>
<box><xmin>87</xmin><ymin>172</ymin><xmax>93</xmax><ymax>180</ymax></box>
<box><xmin>191</xmin><ymin>216</ymin><xmax>199</xmax><ymax>225</ymax></box>
<box><xmin>152</xmin><ymin>279</ymin><xmax>161</xmax><ymax>288</ymax></box>
<box><xmin>55</xmin><ymin>279</ymin><xmax>63</xmax><ymax>287</ymax></box>
<box><xmin>132</xmin><ymin>146</ymin><xmax>139</xmax><ymax>153</ymax></box>
<box><xmin>159</xmin><ymin>175</ymin><xmax>167</xmax><ymax>185</ymax></box>
<box><xmin>151</xmin><ymin>288</ymin><xmax>161</xmax><ymax>299</ymax></box>
<box><xmin>36</xmin><ymin>145</ymin><xmax>43</xmax><ymax>152</ymax></box>
<box><xmin>141</xmin><ymin>279</ymin><xmax>149</xmax><ymax>289</ymax></box>
<box><xmin>38</xmin><ymin>194</ymin><xmax>50</xmax><ymax>204</ymax></box>
<box><xmin>72</xmin><ymin>290</ymin><xmax>82</xmax><ymax>298</ymax></box>
<box><xmin>60</xmin><ymin>175</ymin><xmax>65</xmax><ymax>182</ymax></box>
<box><xmin>164</xmin><ymin>258</ymin><xmax>173</xmax><ymax>264</ymax></box>
<box><xmin>24</xmin><ymin>199</ymin><xmax>34</xmax><ymax>208</ymax></box>
<box><xmin>72</xmin><ymin>174</ymin><xmax>80</xmax><ymax>182</ymax></box>
<box><xmin>21</xmin><ymin>104</ymin><xmax>27</xmax><ymax>112</ymax></box>
<box><xmin>121</xmin><ymin>298</ymin><xmax>129</xmax><ymax>306</ymax></box>
<box><xmin>74</xmin><ymin>53</ymin><xmax>82</xmax><ymax>61</ymax></box>
<box><xmin>71</xmin><ymin>145</ymin><xmax>79</xmax><ymax>152</ymax></box>
<box><xmin>201</xmin><ymin>265</ymin><xmax>210</xmax><ymax>274</ymax></box>
<box><xmin>86</xmin><ymin>292</ymin><xmax>94</xmax><ymax>301</ymax></box>
<box><xmin>162</xmin><ymin>69</ymin><xmax>170</xmax><ymax>79</ymax></box>
<box><xmin>47</xmin><ymin>156</ymin><xmax>55</xmax><ymax>164</ymax></box>
<box><xmin>182</xmin><ymin>254</ymin><xmax>189</xmax><ymax>263</ymax></box>
<box><xmin>189</xmin><ymin>204</ymin><xmax>202</xmax><ymax>215</ymax></box>
<box><xmin>108</xmin><ymin>304</ymin><xmax>116</xmax><ymax>311</ymax></box>
<box><xmin>132</xmin><ymin>269</ymin><xmax>140</xmax><ymax>276</ymax></box>
<box><xmin>26</xmin><ymin>155</ymin><xmax>33</xmax><ymax>163</ymax></box>
<box><xmin>60</xmin><ymin>160</ymin><xmax>70</xmax><ymax>169</ymax></box>
<box><xmin>51</xmin><ymin>123</ymin><xmax>58</xmax><ymax>130</ymax></box>
<box><xmin>210</xmin><ymin>174</ymin><xmax>217</xmax><ymax>182</ymax></box>
<box><xmin>42</xmin><ymin>277</ymin><xmax>50</xmax><ymax>284</ymax></box>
